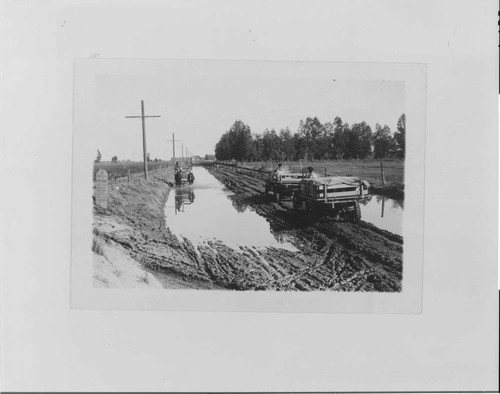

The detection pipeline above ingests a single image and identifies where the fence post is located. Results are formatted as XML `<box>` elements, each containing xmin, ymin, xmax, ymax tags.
<box><xmin>380</xmin><ymin>162</ymin><xmax>386</xmax><ymax>185</ymax></box>
<box><xmin>128</xmin><ymin>170</ymin><xmax>131</xmax><ymax>183</ymax></box>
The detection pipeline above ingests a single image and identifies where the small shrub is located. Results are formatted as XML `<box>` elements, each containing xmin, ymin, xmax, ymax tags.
<box><xmin>92</xmin><ymin>236</ymin><xmax>104</xmax><ymax>256</ymax></box>
<box><xmin>138</xmin><ymin>274</ymin><xmax>150</xmax><ymax>284</ymax></box>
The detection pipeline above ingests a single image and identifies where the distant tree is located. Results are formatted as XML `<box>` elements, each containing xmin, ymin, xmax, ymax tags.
<box><xmin>322</xmin><ymin>121</ymin><xmax>335</xmax><ymax>160</ymax></box>
<box><xmin>250</xmin><ymin>133</ymin><xmax>263</xmax><ymax>161</ymax></box>
<box><xmin>293</xmin><ymin>128</ymin><xmax>307</xmax><ymax>161</ymax></box>
<box><xmin>331</xmin><ymin>117</ymin><xmax>348</xmax><ymax>159</ymax></box>
<box><xmin>215</xmin><ymin>120</ymin><xmax>253</xmax><ymax>161</ymax></box>
<box><xmin>346</xmin><ymin>122</ymin><xmax>372</xmax><ymax>159</ymax></box>
<box><xmin>111</xmin><ymin>155</ymin><xmax>118</xmax><ymax>163</ymax></box>
<box><xmin>262</xmin><ymin>129</ymin><xmax>281</xmax><ymax>160</ymax></box>
<box><xmin>394</xmin><ymin>113</ymin><xmax>406</xmax><ymax>159</ymax></box>
<box><xmin>95</xmin><ymin>150</ymin><xmax>102</xmax><ymax>163</ymax></box>
<box><xmin>297</xmin><ymin>117</ymin><xmax>325</xmax><ymax>161</ymax></box>
<box><xmin>279</xmin><ymin>127</ymin><xmax>295</xmax><ymax>161</ymax></box>
<box><xmin>215</xmin><ymin>132</ymin><xmax>232</xmax><ymax>161</ymax></box>
<box><xmin>373</xmin><ymin>124</ymin><xmax>393</xmax><ymax>159</ymax></box>
<box><xmin>231</xmin><ymin>120</ymin><xmax>253</xmax><ymax>161</ymax></box>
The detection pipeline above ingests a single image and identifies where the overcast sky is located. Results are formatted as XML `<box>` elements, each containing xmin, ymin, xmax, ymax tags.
<box><xmin>92</xmin><ymin>60</ymin><xmax>405</xmax><ymax>161</ymax></box>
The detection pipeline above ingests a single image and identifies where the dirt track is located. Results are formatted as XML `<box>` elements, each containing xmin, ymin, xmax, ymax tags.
<box><xmin>93</xmin><ymin>165</ymin><xmax>403</xmax><ymax>291</ymax></box>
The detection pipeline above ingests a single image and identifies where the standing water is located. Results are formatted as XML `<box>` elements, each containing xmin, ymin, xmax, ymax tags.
<box><xmin>359</xmin><ymin>195</ymin><xmax>403</xmax><ymax>236</ymax></box>
<box><xmin>165</xmin><ymin>167</ymin><xmax>297</xmax><ymax>251</ymax></box>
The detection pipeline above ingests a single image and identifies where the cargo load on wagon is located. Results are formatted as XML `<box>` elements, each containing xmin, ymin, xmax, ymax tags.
<box><xmin>293</xmin><ymin>175</ymin><xmax>370</xmax><ymax>222</ymax></box>
<box><xmin>264</xmin><ymin>164</ymin><xmax>304</xmax><ymax>203</ymax></box>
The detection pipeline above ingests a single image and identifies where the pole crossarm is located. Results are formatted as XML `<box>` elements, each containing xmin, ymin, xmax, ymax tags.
<box><xmin>125</xmin><ymin>115</ymin><xmax>161</xmax><ymax>118</ymax></box>
<box><xmin>167</xmin><ymin>133</ymin><xmax>182</xmax><ymax>162</ymax></box>
<box><xmin>124</xmin><ymin>100</ymin><xmax>161</xmax><ymax>180</ymax></box>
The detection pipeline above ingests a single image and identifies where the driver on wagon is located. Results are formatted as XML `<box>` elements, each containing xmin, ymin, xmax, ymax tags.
<box><xmin>306</xmin><ymin>166</ymin><xmax>318</xmax><ymax>179</ymax></box>
<box><xmin>272</xmin><ymin>163</ymin><xmax>283</xmax><ymax>180</ymax></box>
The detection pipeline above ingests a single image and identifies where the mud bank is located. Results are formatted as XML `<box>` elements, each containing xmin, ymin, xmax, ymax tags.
<box><xmin>92</xmin><ymin>165</ymin><xmax>403</xmax><ymax>291</ymax></box>
<box><xmin>92</xmin><ymin>169</ymin><xmax>219</xmax><ymax>289</ymax></box>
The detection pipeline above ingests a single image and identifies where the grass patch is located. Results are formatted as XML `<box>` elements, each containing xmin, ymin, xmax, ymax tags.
<box><xmin>93</xmin><ymin>161</ymin><xmax>170</xmax><ymax>181</ymax></box>
<box><xmin>92</xmin><ymin>236</ymin><xmax>105</xmax><ymax>256</ymax></box>
<box><xmin>239</xmin><ymin>159</ymin><xmax>404</xmax><ymax>188</ymax></box>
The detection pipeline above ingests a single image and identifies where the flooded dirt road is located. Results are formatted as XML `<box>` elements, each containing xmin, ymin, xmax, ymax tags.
<box><xmin>93</xmin><ymin>165</ymin><xmax>403</xmax><ymax>291</ymax></box>
<box><xmin>360</xmin><ymin>195</ymin><xmax>403</xmax><ymax>236</ymax></box>
<box><xmin>165</xmin><ymin>168</ymin><xmax>297</xmax><ymax>251</ymax></box>
<box><xmin>201</xmin><ymin>165</ymin><xmax>403</xmax><ymax>291</ymax></box>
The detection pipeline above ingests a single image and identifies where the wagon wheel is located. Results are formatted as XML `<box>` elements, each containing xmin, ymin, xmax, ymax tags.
<box><xmin>350</xmin><ymin>201</ymin><xmax>361</xmax><ymax>223</ymax></box>
<box><xmin>353</xmin><ymin>201</ymin><xmax>361</xmax><ymax>222</ymax></box>
<box><xmin>292</xmin><ymin>196</ymin><xmax>300</xmax><ymax>213</ymax></box>
<box><xmin>305</xmin><ymin>201</ymin><xmax>316</xmax><ymax>224</ymax></box>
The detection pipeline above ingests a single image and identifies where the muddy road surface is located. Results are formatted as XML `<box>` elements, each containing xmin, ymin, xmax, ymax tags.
<box><xmin>202</xmin><ymin>165</ymin><xmax>403</xmax><ymax>291</ymax></box>
<box><xmin>93</xmin><ymin>165</ymin><xmax>402</xmax><ymax>291</ymax></box>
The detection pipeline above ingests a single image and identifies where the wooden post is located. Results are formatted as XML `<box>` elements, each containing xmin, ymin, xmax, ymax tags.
<box><xmin>140</xmin><ymin>100</ymin><xmax>148</xmax><ymax>180</ymax></box>
<box><xmin>95</xmin><ymin>169</ymin><xmax>108</xmax><ymax>209</ymax></box>
<box><xmin>381</xmin><ymin>196</ymin><xmax>385</xmax><ymax>218</ymax></box>
<box><xmin>380</xmin><ymin>162</ymin><xmax>386</xmax><ymax>185</ymax></box>
<box><xmin>125</xmin><ymin>100</ymin><xmax>160</xmax><ymax>181</ymax></box>
<box><xmin>324</xmin><ymin>167</ymin><xmax>327</xmax><ymax>177</ymax></box>
<box><xmin>128</xmin><ymin>169</ymin><xmax>131</xmax><ymax>183</ymax></box>
<box><xmin>166</xmin><ymin>133</ymin><xmax>182</xmax><ymax>165</ymax></box>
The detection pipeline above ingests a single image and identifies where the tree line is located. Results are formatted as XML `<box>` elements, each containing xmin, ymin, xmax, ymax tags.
<box><xmin>215</xmin><ymin>114</ymin><xmax>405</xmax><ymax>162</ymax></box>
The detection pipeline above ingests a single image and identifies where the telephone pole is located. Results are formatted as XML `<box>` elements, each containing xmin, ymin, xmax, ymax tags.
<box><xmin>125</xmin><ymin>100</ymin><xmax>161</xmax><ymax>180</ymax></box>
<box><xmin>166</xmin><ymin>133</ymin><xmax>182</xmax><ymax>164</ymax></box>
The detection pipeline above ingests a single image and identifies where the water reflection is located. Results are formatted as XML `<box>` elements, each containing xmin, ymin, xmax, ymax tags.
<box><xmin>359</xmin><ymin>195</ymin><xmax>404</xmax><ymax>236</ymax></box>
<box><xmin>165</xmin><ymin>167</ymin><xmax>297</xmax><ymax>251</ymax></box>
<box><xmin>229</xmin><ymin>196</ymin><xmax>249</xmax><ymax>213</ymax></box>
<box><xmin>174</xmin><ymin>187</ymin><xmax>195</xmax><ymax>214</ymax></box>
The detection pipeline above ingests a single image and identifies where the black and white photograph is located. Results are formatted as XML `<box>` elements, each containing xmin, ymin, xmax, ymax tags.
<box><xmin>89</xmin><ymin>60</ymin><xmax>407</xmax><ymax>292</ymax></box>
<box><xmin>71</xmin><ymin>59</ymin><xmax>425</xmax><ymax>313</ymax></box>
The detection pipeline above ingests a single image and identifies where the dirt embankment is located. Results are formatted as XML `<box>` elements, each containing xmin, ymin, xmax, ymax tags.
<box><xmin>92</xmin><ymin>169</ymin><xmax>220</xmax><ymax>289</ymax></box>
<box><xmin>93</xmin><ymin>166</ymin><xmax>403</xmax><ymax>291</ymax></box>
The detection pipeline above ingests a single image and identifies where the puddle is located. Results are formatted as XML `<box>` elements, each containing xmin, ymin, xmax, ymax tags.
<box><xmin>359</xmin><ymin>195</ymin><xmax>403</xmax><ymax>236</ymax></box>
<box><xmin>164</xmin><ymin>167</ymin><xmax>297</xmax><ymax>251</ymax></box>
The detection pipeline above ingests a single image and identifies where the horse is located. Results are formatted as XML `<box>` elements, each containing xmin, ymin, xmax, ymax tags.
<box><xmin>187</xmin><ymin>172</ymin><xmax>195</xmax><ymax>185</ymax></box>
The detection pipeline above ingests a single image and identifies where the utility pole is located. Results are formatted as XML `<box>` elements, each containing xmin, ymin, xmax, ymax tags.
<box><xmin>166</xmin><ymin>133</ymin><xmax>182</xmax><ymax>164</ymax></box>
<box><xmin>125</xmin><ymin>100</ymin><xmax>160</xmax><ymax>180</ymax></box>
